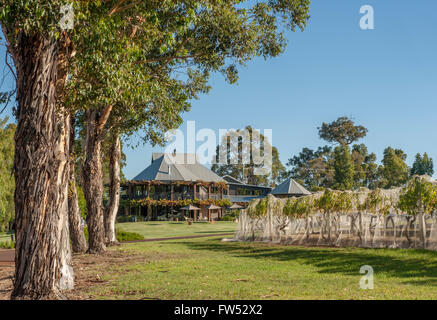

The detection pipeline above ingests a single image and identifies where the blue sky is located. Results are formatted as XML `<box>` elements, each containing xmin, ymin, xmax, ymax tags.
<box><xmin>1</xmin><ymin>0</ymin><xmax>437</xmax><ymax>179</ymax></box>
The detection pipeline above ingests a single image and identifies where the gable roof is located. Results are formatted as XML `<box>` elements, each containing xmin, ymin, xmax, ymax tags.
<box><xmin>271</xmin><ymin>178</ymin><xmax>311</xmax><ymax>196</ymax></box>
<box><xmin>222</xmin><ymin>175</ymin><xmax>245</xmax><ymax>185</ymax></box>
<box><xmin>222</xmin><ymin>175</ymin><xmax>272</xmax><ymax>190</ymax></box>
<box><xmin>132</xmin><ymin>153</ymin><xmax>225</xmax><ymax>183</ymax></box>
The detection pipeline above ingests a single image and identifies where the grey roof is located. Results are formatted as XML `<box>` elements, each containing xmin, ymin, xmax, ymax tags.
<box><xmin>229</xmin><ymin>203</ymin><xmax>244</xmax><ymax>209</ymax></box>
<box><xmin>222</xmin><ymin>175</ymin><xmax>245</xmax><ymax>185</ymax></box>
<box><xmin>271</xmin><ymin>178</ymin><xmax>311</xmax><ymax>196</ymax></box>
<box><xmin>206</xmin><ymin>204</ymin><xmax>221</xmax><ymax>210</ymax></box>
<box><xmin>132</xmin><ymin>153</ymin><xmax>225</xmax><ymax>183</ymax></box>
<box><xmin>222</xmin><ymin>175</ymin><xmax>272</xmax><ymax>190</ymax></box>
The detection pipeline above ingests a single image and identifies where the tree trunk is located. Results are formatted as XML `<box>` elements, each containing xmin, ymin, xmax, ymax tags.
<box><xmin>68</xmin><ymin>116</ymin><xmax>87</xmax><ymax>253</ymax></box>
<box><xmin>9</xmin><ymin>32</ymin><xmax>74</xmax><ymax>299</ymax></box>
<box><xmin>81</xmin><ymin>109</ymin><xmax>106</xmax><ymax>254</ymax></box>
<box><xmin>419</xmin><ymin>211</ymin><xmax>427</xmax><ymax>249</ymax></box>
<box><xmin>104</xmin><ymin>131</ymin><xmax>121</xmax><ymax>245</ymax></box>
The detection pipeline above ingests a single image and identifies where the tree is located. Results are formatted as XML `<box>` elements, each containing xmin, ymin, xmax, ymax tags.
<box><xmin>351</xmin><ymin>144</ymin><xmax>379</xmax><ymax>189</ymax></box>
<box><xmin>0</xmin><ymin>117</ymin><xmax>15</xmax><ymax>232</ymax></box>
<box><xmin>398</xmin><ymin>176</ymin><xmax>437</xmax><ymax>248</ymax></box>
<box><xmin>0</xmin><ymin>0</ymin><xmax>310</xmax><ymax>298</ymax></box>
<box><xmin>411</xmin><ymin>153</ymin><xmax>434</xmax><ymax>177</ymax></box>
<box><xmin>318</xmin><ymin>116</ymin><xmax>368</xmax><ymax>146</ymax></box>
<box><xmin>211</xmin><ymin>126</ymin><xmax>287</xmax><ymax>187</ymax></box>
<box><xmin>380</xmin><ymin>147</ymin><xmax>409</xmax><ymax>188</ymax></box>
<box><xmin>332</xmin><ymin>145</ymin><xmax>354</xmax><ymax>190</ymax></box>
<box><xmin>286</xmin><ymin>146</ymin><xmax>332</xmax><ymax>190</ymax></box>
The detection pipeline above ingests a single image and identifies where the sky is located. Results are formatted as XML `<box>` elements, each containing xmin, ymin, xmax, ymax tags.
<box><xmin>1</xmin><ymin>0</ymin><xmax>437</xmax><ymax>180</ymax></box>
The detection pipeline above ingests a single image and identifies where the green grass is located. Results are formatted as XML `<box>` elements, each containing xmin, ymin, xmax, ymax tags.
<box><xmin>115</xmin><ymin>221</ymin><xmax>237</xmax><ymax>239</ymax></box>
<box><xmin>0</xmin><ymin>232</ymin><xmax>9</xmax><ymax>242</ymax></box>
<box><xmin>84</xmin><ymin>237</ymin><xmax>437</xmax><ymax>300</ymax></box>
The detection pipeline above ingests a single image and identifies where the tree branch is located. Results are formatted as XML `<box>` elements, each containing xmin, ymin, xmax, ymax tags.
<box><xmin>108</xmin><ymin>0</ymin><xmax>140</xmax><ymax>16</ymax></box>
<box><xmin>97</xmin><ymin>105</ymin><xmax>113</xmax><ymax>131</ymax></box>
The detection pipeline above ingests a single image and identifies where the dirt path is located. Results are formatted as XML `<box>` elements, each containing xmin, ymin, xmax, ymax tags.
<box><xmin>0</xmin><ymin>250</ymin><xmax>14</xmax><ymax>266</ymax></box>
<box><xmin>124</xmin><ymin>232</ymin><xmax>234</xmax><ymax>243</ymax></box>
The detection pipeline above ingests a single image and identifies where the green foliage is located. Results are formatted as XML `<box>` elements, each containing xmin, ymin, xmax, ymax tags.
<box><xmin>411</xmin><ymin>153</ymin><xmax>434</xmax><ymax>177</ymax></box>
<box><xmin>211</xmin><ymin>126</ymin><xmax>287</xmax><ymax>187</ymax></box>
<box><xmin>351</xmin><ymin>144</ymin><xmax>379</xmax><ymax>189</ymax></box>
<box><xmin>76</xmin><ymin>185</ymin><xmax>87</xmax><ymax>218</ymax></box>
<box><xmin>221</xmin><ymin>210</ymin><xmax>240</xmax><ymax>222</ymax></box>
<box><xmin>398</xmin><ymin>177</ymin><xmax>437</xmax><ymax>216</ymax></box>
<box><xmin>0</xmin><ymin>117</ymin><xmax>15</xmax><ymax>232</ymax></box>
<box><xmin>286</xmin><ymin>146</ymin><xmax>333</xmax><ymax>189</ymax></box>
<box><xmin>318</xmin><ymin>116</ymin><xmax>368</xmax><ymax>146</ymax></box>
<box><xmin>332</xmin><ymin>145</ymin><xmax>354</xmax><ymax>190</ymax></box>
<box><xmin>364</xmin><ymin>189</ymin><xmax>392</xmax><ymax>215</ymax></box>
<box><xmin>0</xmin><ymin>240</ymin><xmax>15</xmax><ymax>249</ymax></box>
<box><xmin>248</xmin><ymin>198</ymin><xmax>269</xmax><ymax>218</ymax></box>
<box><xmin>83</xmin><ymin>227</ymin><xmax>143</xmax><ymax>241</ymax></box>
<box><xmin>60</xmin><ymin>0</ymin><xmax>311</xmax><ymax>148</ymax></box>
<box><xmin>334</xmin><ymin>192</ymin><xmax>353</xmax><ymax>213</ymax></box>
<box><xmin>287</xmin><ymin>120</ymin><xmax>379</xmax><ymax>191</ymax></box>
<box><xmin>316</xmin><ymin>189</ymin><xmax>337</xmax><ymax>213</ymax></box>
<box><xmin>115</xmin><ymin>230</ymin><xmax>144</xmax><ymax>242</ymax></box>
<box><xmin>283</xmin><ymin>197</ymin><xmax>314</xmax><ymax>218</ymax></box>
<box><xmin>380</xmin><ymin>147</ymin><xmax>409</xmax><ymax>188</ymax></box>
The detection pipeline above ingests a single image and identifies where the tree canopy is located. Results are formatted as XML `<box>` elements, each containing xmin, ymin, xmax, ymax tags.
<box><xmin>411</xmin><ymin>153</ymin><xmax>434</xmax><ymax>177</ymax></box>
<box><xmin>211</xmin><ymin>126</ymin><xmax>287</xmax><ymax>187</ymax></box>
<box><xmin>318</xmin><ymin>116</ymin><xmax>368</xmax><ymax>146</ymax></box>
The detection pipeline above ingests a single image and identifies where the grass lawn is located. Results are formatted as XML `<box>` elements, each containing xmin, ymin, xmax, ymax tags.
<box><xmin>115</xmin><ymin>221</ymin><xmax>237</xmax><ymax>239</ymax></box>
<box><xmin>75</xmin><ymin>236</ymin><xmax>437</xmax><ymax>300</ymax></box>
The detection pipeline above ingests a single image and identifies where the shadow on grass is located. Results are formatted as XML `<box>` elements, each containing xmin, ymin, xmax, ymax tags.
<box><xmin>176</xmin><ymin>238</ymin><xmax>437</xmax><ymax>286</ymax></box>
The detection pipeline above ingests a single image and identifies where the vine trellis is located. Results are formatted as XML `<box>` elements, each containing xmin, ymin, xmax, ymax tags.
<box><xmin>236</xmin><ymin>176</ymin><xmax>437</xmax><ymax>250</ymax></box>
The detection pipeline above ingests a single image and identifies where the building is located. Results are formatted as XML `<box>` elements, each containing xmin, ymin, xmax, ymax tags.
<box><xmin>222</xmin><ymin>175</ymin><xmax>271</xmax><ymax>203</ymax></box>
<box><xmin>270</xmin><ymin>178</ymin><xmax>311</xmax><ymax>198</ymax></box>
<box><xmin>120</xmin><ymin>153</ymin><xmax>270</xmax><ymax>221</ymax></box>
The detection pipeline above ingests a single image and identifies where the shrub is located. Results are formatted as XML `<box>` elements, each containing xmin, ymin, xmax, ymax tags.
<box><xmin>116</xmin><ymin>230</ymin><xmax>144</xmax><ymax>242</ymax></box>
<box><xmin>0</xmin><ymin>240</ymin><xmax>15</xmax><ymax>249</ymax></box>
<box><xmin>83</xmin><ymin>227</ymin><xmax>143</xmax><ymax>242</ymax></box>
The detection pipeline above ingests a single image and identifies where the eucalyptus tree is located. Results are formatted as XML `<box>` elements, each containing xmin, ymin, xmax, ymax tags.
<box><xmin>211</xmin><ymin>126</ymin><xmax>287</xmax><ymax>187</ymax></box>
<box><xmin>1</xmin><ymin>1</ymin><xmax>78</xmax><ymax>299</ymax></box>
<box><xmin>318</xmin><ymin>116</ymin><xmax>368</xmax><ymax>146</ymax></box>
<box><xmin>398</xmin><ymin>176</ymin><xmax>437</xmax><ymax>248</ymax></box>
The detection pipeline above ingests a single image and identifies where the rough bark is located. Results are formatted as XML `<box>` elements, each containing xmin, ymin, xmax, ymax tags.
<box><xmin>81</xmin><ymin>109</ymin><xmax>107</xmax><ymax>254</ymax></box>
<box><xmin>68</xmin><ymin>116</ymin><xmax>87</xmax><ymax>253</ymax></box>
<box><xmin>9</xmin><ymin>32</ymin><xmax>74</xmax><ymax>299</ymax></box>
<box><xmin>104</xmin><ymin>131</ymin><xmax>121</xmax><ymax>245</ymax></box>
